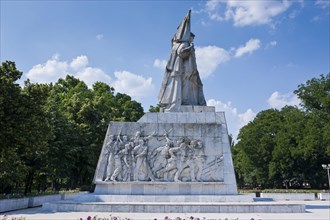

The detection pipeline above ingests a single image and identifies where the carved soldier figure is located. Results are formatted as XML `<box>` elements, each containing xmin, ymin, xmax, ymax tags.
<box><xmin>194</xmin><ymin>140</ymin><xmax>206</xmax><ymax>181</ymax></box>
<box><xmin>122</xmin><ymin>141</ymin><xmax>134</xmax><ymax>181</ymax></box>
<box><xmin>187</xmin><ymin>140</ymin><xmax>197</xmax><ymax>182</ymax></box>
<box><xmin>104</xmin><ymin>135</ymin><xmax>116</xmax><ymax>181</ymax></box>
<box><xmin>156</xmin><ymin>137</ymin><xmax>186</xmax><ymax>181</ymax></box>
<box><xmin>110</xmin><ymin>147</ymin><xmax>126</xmax><ymax>181</ymax></box>
<box><xmin>151</xmin><ymin>134</ymin><xmax>174</xmax><ymax>178</ymax></box>
<box><xmin>132</xmin><ymin>139</ymin><xmax>155</xmax><ymax>181</ymax></box>
<box><xmin>173</xmin><ymin>138</ymin><xmax>191</xmax><ymax>182</ymax></box>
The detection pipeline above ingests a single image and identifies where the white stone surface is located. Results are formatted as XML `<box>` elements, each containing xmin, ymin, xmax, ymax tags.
<box><xmin>318</xmin><ymin>192</ymin><xmax>330</xmax><ymax>200</ymax></box>
<box><xmin>261</xmin><ymin>193</ymin><xmax>315</xmax><ymax>201</ymax></box>
<box><xmin>0</xmin><ymin>198</ymin><xmax>29</xmax><ymax>212</ymax></box>
<box><xmin>139</xmin><ymin>111</ymin><xmax>224</xmax><ymax>124</ymax></box>
<box><xmin>74</xmin><ymin>193</ymin><xmax>254</xmax><ymax>203</ymax></box>
<box><xmin>28</xmin><ymin>194</ymin><xmax>62</xmax><ymax>208</ymax></box>
<box><xmin>0</xmin><ymin>192</ymin><xmax>88</xmax><ymax>213</ymax></box>
<box><xmin>42</xmin><ymin>200</ymin><xmax>306</xmax><ymax>213</ymax></box>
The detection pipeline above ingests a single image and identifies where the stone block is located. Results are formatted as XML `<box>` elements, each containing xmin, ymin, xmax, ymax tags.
<box><xmin>200</xmin><ymin>205</ymin><xmax>219</xmax><ymax>212</ymax></box>
<box><xmin>318</xmin><ymin>192</ymin><xmax>330</xmax><ymax>200</ymax></box>
<box><xmin>154</xmin><ymin>185</ymin><xmax>168</xmax><ymax>195</ymax></box>
<box><xmin>179</xmin><ymin>184</ymin><xmax>191</xmax><ymax>194</ymax></box>
<box><xmin>165</xmin><ymin>205</ymin><xmax>183</xmax><ymax>213</ymax></box>
<box><xmin>148</xmin><ymin>205</ymin><xmax>165</xmax><ymax>212</ymax></box>
<box><xmin>204</xmin><ymin>184</ymin><xmax>216</xmax><ymax>195</ymax></box>
<box><xmin>0</xmin><ymin>198</ymin><xmax>29</xmax><ymax>212</ymax></box>
<box><xmin>112</xmin><ymin>205</ymin><xmax>130</xmax><ymax>212</ymax></box>
<box><xmin>182</xmin><ymin>205</ymin><xmax>200</xmax><ymax>213</ymax></box>
<box><xmin>215</xmin><ymin>112</ymin><xmax>225</xmax><ymax>124</ymax></box>
<box><xmin>219</xmin><ymin>205</ymin><xmax>229</xmax><ymax>213</ymax></box>
<box><xmin>144</xmin><ymin>184</ymin><xmax>155</xmax><ymax>195</ymax></box>
<box><xmin>204</xmin><ymin>112</ymin><xmax>216</xmax><ymax>123</ymax></box>
<box><xmin>131</xmin><ymin>184</ymin><xmax>144</xmax><ymax>195</ymax></box>
<box><xmin>132</xmin><ymin>205</ymin><xmax>146</xmax><ymax>212</ymax></box>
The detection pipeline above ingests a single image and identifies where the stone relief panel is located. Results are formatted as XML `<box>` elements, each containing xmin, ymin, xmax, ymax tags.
<box><xmin>98</xmin><ymin>123</ymin><xmax>224</xmax><ymax>183</ymax></box>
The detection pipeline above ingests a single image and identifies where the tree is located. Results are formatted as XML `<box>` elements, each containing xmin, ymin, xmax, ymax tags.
<box><xmin>149</xmin><ymin>104</ymin><xmax>161</xmax><ymax>112</ymax></box>
<box><xmin>294</xmin><ymin>74</ymin><xmax>330</xmax><ymax>113</ymax></box>
<box><xmin>0</xmin><ymin>62</ymin><xmax>52</xmax><ymax>194</ymax></box>
<box><xmin>20</xmin><ymin>80</ymin><xmax>52</xmax><ymax>194</ymax></box>
<box><xmin>1</xmin><ymin>61</ymin><xmax>145</xmax><ymax>193</ymax></box>
<box><xmin>0</xmin><ymin>61</ymin><xmax>25</xmax><ymax>193</ymax></box>
<box><xmin>233</xmin><ymin>74</ymin><xmax>330</xmax><ymax>189</ymax></box>
<box><xmin>233</xmin><ymin>109</ymin><xmax>283</xmax><ymax>188</ymax></box>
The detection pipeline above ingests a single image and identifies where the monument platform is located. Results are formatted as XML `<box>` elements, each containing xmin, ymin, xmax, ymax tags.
<box><xmin>43</xmin><ymin>194</ymin><xmax>305</xmax><ymax>213</ymax></box>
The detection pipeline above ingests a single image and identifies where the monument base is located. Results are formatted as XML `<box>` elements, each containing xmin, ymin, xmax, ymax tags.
<box><xmin>42</xmin><ymin>193</ymin><xmax>305</xmax><ymax>213</ymax></box>
<box><xmin>93</xmin><ymin>181</ymin><xmax>236</xmax><ymax>195</ymax></box>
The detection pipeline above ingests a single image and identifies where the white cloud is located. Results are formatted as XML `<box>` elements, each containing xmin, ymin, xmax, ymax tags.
<box><xmin>315</xmin><ymin>0</ymin><xmax>330</xmax><ymax>9</ymax></box>
<box><xmin>195</xmin><ymin>46</ymin><xmax>230</xmax><ymax>78</ymax></box>
<box><xmin>96</xmin><ymin>34</ymin><xmax>104</xmax><ymax>40</ymax></box>
<box><xmin>76</xmin><ymin>67</ymin><xmax>111</xmax><ymax>87</ymax></box>
<box><xmin>226</xmin><ymin>0</ymin><xmax>291</xmax><ymax>26</ymax></box>
<box><xmin>205</xmin><ymin>0</ymin><xmax>292</xmax><ymax>27</ymax></box>
<box><xmin>207</xmin><ymin>99</ymin><xmax>256</xmax><ymax>140</ymax></box>
<box><xmin>153</xmin><ymin>59</ymin><xmax>167</xmax><ymax>70</ymax></box>
<box><xmin>270</xmin><ymin>40</ymin><xmax>277</xmax><ymax>46</ymax></box>
<box><xmin>205</xmin><ymin>0</ymin><xmax>224</xmax><ymax>21</ymax></box>
<box><xmin>112</xmin><ymin>71</ymin><xmax>155</xmax><ymax>99</ymax></box>
<box><xmin>27</xmin><ymin>55</ymin><xmax>68</xmax><ymax>83</ymax></box>
<box><xmin>267</xmin><ymin>91</ymin><xmax>301</xmax><ymax>109</ymax></box>
<box><xmin>265</xmin><ymin>40</ymin><xmax>278</xmax><ymax>49</ymax></box>
<box><xmin>235</xmin><ymin>38</ymin><xmax>261</xmax><ymax>57</ymax></box>
<box><xmin>27</xmin><ymin>54</ymin><xmax>111</xmax><ymax>88</ymax></box>
<box><xmin>70</xmin><ymin>55</ymin><xmax>88</xmax><ymax>71</ymax></box>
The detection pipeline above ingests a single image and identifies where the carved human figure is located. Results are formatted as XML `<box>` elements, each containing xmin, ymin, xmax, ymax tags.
<box><xmin>156</xmin><ymin>137</ymin><xmax>185</xmax><ymax>181</ymax></box>
<box><xmin>104</xmin><ymin>135</ymin><xmax>116</xmax><ymax>181</ymax></box>
<box><xmin>110</xmin><ymin>147</ymin><xmax>126</xmax><ymax>181</ymax></box>
<box><xmin>194</xmin><ymin>140</ymin><xmax>206</xmax><ymax>181</ymax></box>
<box><xmin>173</xmin><ymin>138</ymin><xmax>191</xmax><ymax>182</ymax></box>
<box><xmin>158</xmin><ymin>10</ymin><xmax>206</xmax><ymax>112</ymax></box>
<box><xmin>122</xmin><ymin>141</ymin><xmax>134</xmax><ymax>181</ymax></box>
<box><xmin>187</xmin><ymin>140</ymin><xmax>197</xmax><ymax>182</ymax></box>
<box><xmin>151</xmin><ymin>134</ymin><xmax>174</xmax><ymax>177</ymax></box>
<box><xmin>132</xmin><ymin>131</ymin><xmax>155</xmax><ymax>146</ymax></box>
<box><xmin>132</xmin><ymin>139</ymin><xmax>155</xmax><ymax>181</ymax></box>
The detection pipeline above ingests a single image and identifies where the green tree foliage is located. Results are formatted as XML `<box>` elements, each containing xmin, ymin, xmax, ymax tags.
<box><xmin>149</xmin><ymin>104</ymin><xmax>161</xmax><ymax>112</ymax></box>
<box><xmin>0</xmin><ymin>61</ymin><xmax>26</xmax><ymax>193</ymax></box>
<box><xmin>0</xmin><ymin>61</ymin><xmax>144</xmax><ymax>194</ymax></box>
<box><xmin>233</xmin><ymin>73</ymin><xmax>330</xmax><ymax>189</ymax></box>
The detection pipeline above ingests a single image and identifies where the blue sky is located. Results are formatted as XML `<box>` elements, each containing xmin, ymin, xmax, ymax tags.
<box><xmin>1</xmin><ymin>0</ymin><xmax>329</xmax><ymax>139</ymax></box>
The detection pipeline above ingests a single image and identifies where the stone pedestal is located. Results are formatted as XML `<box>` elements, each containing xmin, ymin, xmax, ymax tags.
<box><xmin>93</xmin><ymin>107</ymin><xmax>237</xmax><ymax>195</ymax></box>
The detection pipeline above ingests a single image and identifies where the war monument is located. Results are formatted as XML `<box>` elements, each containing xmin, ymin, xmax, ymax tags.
<box><xmin>43</xmin><ymin>11</ymin><xmax>305</xmax><ymax>213</ymax></box>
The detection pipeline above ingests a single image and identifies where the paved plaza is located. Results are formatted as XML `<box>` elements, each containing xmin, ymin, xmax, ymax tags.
<box><xmin>2</xmin><ymin>200</ymin><xmax>329</xmax><ymax>220</ymax></box>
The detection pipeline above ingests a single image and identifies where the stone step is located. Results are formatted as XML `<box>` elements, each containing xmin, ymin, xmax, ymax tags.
<box><xmin>75</xmin><ymin>194</ymin><xmax>255</xmax><ymax>203</ymax></box>
<box><xmin>43</xmin><ymin>200</ymin><xmax>305</xmax><ymax>213</ymax></box>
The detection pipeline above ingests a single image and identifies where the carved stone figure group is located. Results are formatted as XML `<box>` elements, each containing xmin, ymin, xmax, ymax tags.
<box><xmin>103</xmin><ymin>131</ymin><xmax>206</xmax><ymax>182</ymax></box>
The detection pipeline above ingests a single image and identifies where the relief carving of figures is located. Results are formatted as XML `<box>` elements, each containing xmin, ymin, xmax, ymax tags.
<box><xmin>103</xmin><ymin>130</ymin><xmax>213</xmax><ymax>183</ymax></box>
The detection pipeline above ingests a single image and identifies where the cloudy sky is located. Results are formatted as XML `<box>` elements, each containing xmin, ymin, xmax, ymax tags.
<box><xmin>1</xmin><ymin>0</ymin><xmax>329</xmax><ymax>139</ymax></box>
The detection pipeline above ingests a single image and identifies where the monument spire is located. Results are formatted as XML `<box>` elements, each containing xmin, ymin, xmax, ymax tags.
<box><xmin>173</xmin><ymin>10</ymin><xmax>191</xmax><ymax>42</ymax></box>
